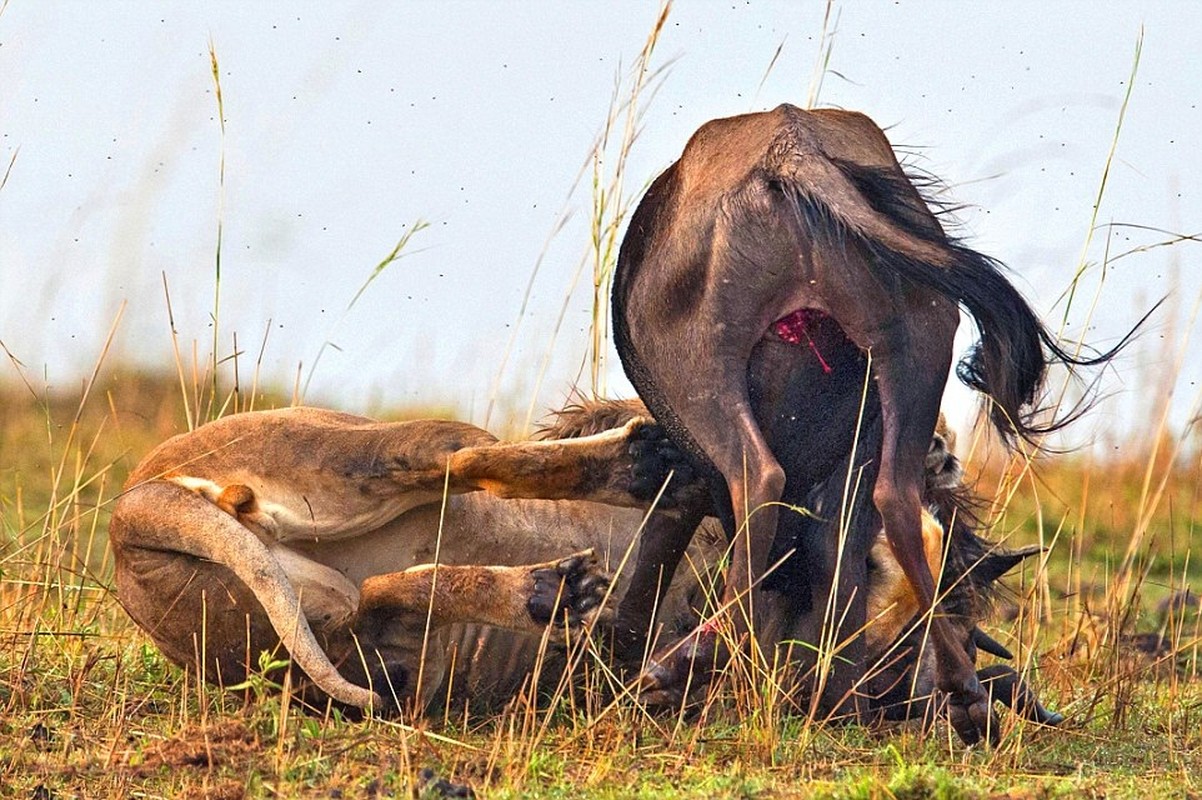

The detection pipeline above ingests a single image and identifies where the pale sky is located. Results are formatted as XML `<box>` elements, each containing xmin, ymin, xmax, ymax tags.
<box><xmin>2</xmin><ymin>2</ymin><xmax>1199</xmax><ymax>446</ymax></box>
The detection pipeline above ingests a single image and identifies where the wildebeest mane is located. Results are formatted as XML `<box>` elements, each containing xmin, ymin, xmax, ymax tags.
<box><xmin>535</xmin><ymin>397</ymin><xmax>650</xmax><ymax>441</ymax></box>
<box><xmin>926</xmin><ymin>481</ymin><xmax>1039</xmax><ymax>624</ymax></box>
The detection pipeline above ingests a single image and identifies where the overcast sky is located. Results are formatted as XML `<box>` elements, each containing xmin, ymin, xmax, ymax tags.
<box><xmin>2</xmin><ymin>2</ymin><xmax>1199</xmax><ymax>445</ymax></box>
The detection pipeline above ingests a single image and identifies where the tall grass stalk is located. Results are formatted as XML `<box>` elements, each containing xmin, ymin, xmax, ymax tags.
<box><xmin>484</xmin><ymin>211</ymin><xmax>573</xmax><ymax>430</ymax></box>
<box><xmin>584</xmin><ymin>1</ymin><xmax>671</xmax><ymax>397</ymax></box>
<box><xmin>1054</xmin><ymin>27</ymin><xmax>1143</xmax><ymax>324</ymax></box>
<box><xmin>804</xmin><ymin>0</ymin><xmax>839</xmax><ymax>109</ymax></box>
<box><xmin>516</xmin><ymin>2</ymin><xmax>673</xmax><ymax>434</ymax></box>
<box><xmin>0</xmin><ymin>146</ymin><xmax>17</xmax><ymax>193</ymax></box>
<box><xmin>207</xmin><ymin>40</ymin><xmax>227</xmax><ymax>423</ymax></box>
<box><xmin>301</xmin><ymin>220</ymin><xmax>430</xmax><ymax>401</ymax></box>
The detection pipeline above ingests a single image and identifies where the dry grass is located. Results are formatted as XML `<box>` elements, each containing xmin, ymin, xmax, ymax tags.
<box><xmin>3</xmin><ymin>6</ymin><xmax>1201</xmax><ymax>799</ymax></box>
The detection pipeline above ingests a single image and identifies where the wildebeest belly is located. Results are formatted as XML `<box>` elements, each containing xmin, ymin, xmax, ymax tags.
<box><xmin>747</xmin><ymin>311</ymin><xmax>883</xmax><ymax>615</ymax></box>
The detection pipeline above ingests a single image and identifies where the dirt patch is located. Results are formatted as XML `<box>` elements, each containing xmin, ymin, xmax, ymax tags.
<box><xmin>127</xmin><ymin>720</ymin><xmax>261</xmax><ymax>777</ymax></box>
<box><xmin>180</xmin><ymin>780</ymin><xmax>248</xmax><ymax>800</ymax></box>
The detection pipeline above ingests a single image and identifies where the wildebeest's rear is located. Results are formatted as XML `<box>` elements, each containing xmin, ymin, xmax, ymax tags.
<box><xmin>612</xmin><ymin>104</ymin><xmax>1125</xmax><ymax>744</ymax></box>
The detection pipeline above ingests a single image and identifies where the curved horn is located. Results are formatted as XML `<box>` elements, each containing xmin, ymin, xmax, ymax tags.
<box><xmin>972</xmin><ymin>627</ymin><xmax>1015</xmax><ymax>661</ymax></box>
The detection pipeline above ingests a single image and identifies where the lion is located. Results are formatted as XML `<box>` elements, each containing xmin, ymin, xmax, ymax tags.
<box><xmin>109</xmin><ymin>404</ymin><xmax>685</xmax><ymax>711</ymax></box>
<box><xmin>109</xmin><ymin>400</ymin><xmax>1059</xmax><ymax>726</ymax></box>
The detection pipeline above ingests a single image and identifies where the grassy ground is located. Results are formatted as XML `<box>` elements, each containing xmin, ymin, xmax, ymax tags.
<box><xmin>1</xmin><ymin>371</ymin><xmax>1200</xmax><ymax>799</ymax></box>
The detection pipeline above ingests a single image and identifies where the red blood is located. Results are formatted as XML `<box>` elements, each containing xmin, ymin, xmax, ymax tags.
<box><xmin>772</xmin><ymin>308</ymin><xmax>833</xmax><ymax>373</ymax></box>
<box><xmin>698</xmin><ymin>616</ymin><xmax>722</xmax><ymax>634</ymax></box>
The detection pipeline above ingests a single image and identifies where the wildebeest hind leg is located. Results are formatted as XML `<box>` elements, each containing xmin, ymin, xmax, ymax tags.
<box><xmin>635</xmin><ymin>379</ymin><xmax>787</xmax><ymax>704</ymax></box>
<box><xmin>801</xmin><ymin>527</ymin><xmax>870</xmax><ymax>723</ymax></box>
<box><xmin>871</xmin><ymin>345</ymin><xmax>996</xmax><ymax>744</ymax></box>
<box><xmin>612</xmin><ymin>508</ymin><xmax>707</xmax><ymax>662</ymax></box>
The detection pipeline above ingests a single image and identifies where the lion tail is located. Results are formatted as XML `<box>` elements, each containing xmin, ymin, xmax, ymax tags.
<box><xmin>110</xmin><ymin>479</ymin><xmax>382</xmax><ymax>710</ymax></box>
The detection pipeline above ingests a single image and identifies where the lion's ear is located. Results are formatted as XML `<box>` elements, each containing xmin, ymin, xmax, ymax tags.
<box><xmin>935</xmin><ymin>412</ymin><xmax>956</xmax><ymax>453</ymax></box>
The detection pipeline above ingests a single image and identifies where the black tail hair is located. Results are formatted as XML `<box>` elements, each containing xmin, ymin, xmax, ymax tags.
<box><xmin>789</xmin><ymin>160</ymin><xmax>1150</xmax><ymax>448</ymax></box>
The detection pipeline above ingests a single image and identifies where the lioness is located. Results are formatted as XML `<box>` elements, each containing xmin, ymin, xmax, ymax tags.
<box><xmin>110</xmin><ymin>400</ymin><xmax>1059</xmax><ymax>725</ymax></box>
<box><xmin>110</xmin><ymin>405</ymin><xmax>686</xmax><ymax>711</ymax></box>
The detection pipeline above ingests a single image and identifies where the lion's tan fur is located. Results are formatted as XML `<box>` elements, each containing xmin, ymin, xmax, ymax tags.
<box><xmin>111</xmin><ymin>406</ymin><xmax>672</xmax><ymax>710</ymax></box>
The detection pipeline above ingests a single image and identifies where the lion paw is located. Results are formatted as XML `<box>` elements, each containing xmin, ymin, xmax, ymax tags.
<box><xmin>525</xmin><ymin>549</ymin><xmax>611</xmax><ymax>628</ymax></box>
<box><xmin>624</xmin><ymin>418</ymin><xmax>705</xmax><ymax>509</ymax></box>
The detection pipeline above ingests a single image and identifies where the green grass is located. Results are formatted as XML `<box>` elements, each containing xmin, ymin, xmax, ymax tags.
<box><xmin>2</xmin><ymin>642</ymin><xmax>1200</xmax><ymax>798</ymax></box>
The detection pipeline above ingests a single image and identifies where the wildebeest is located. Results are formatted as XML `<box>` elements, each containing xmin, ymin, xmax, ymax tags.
<box><xmin>612</xmin><ymin>104</ymin><xmax>1126</xmax><ymax>743</ymax></box>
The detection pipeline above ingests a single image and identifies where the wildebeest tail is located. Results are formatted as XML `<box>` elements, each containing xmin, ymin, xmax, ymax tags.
<box><xmin>777</xmin><ymin>153</ymin><xmax>1142</xmax><ymax>446</ymax></box>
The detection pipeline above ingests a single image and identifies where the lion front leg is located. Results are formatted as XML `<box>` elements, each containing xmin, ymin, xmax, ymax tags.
<box><xmin>354</xmin><ymin>549</ymin><xmax>611</xmax><ymax>636</ymax></box>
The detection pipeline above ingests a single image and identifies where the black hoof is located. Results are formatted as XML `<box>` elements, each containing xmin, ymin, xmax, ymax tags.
<box><xmin>945</xmin><ymin>672</ymin><xmax>999</xmax><ymax>746</ymax></box>
<box><xmin>417</xmin><ymin>767</ymin><xmax>475</xmax><ymax>798</ymax></box>
<box><xmin>637</xmin><ymin>628</ymin><xmax>719</xmax><ymax>709</ymax></box>
<box><xmin>636</xmin><ymin>667</ymin><xmax>687</xmax><ymax>710</ymax></box>
<box><xmin>1040</xmin><ymin>710</ymin><xmax>1065</xmax><ymax>727</ymax></box>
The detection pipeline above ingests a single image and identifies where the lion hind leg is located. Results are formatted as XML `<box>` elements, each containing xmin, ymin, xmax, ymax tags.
<box><xmin>446</xmin><ymin>416</ymin><xmax>690</xmax><ymax>508</ymax></box>
<box><xmin>356</xmin><ymin>549</ymin><xmax>611</xmax><ymax>635</ymax></box>
<box><xmin>112</xmin><ymin>480</ymin><xmax>381</xmax><ymax>710</ymax></box>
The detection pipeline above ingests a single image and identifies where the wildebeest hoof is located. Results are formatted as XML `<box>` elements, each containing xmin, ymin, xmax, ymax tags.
<box><xmin>526</xmin><ymin>549</ymin><xmax>611</xmax><ymax>628</ymax></box>
<box><xmin>624</xmin><ymin>419</ymin><xmax>703</xmax><ymax>507</ymax></box>
<box><xmin>636</xmin><ymin>628</ymin><xmax>719</xmax><ymax>708</ymax></box>
<box><xmin>636</xmin><ymin>665</ymin><xmax>687</xmax><ymax>709</ymax></box>
<box><xmin>1039</xmin><ymin>708</ymin><xmax>1065</xmax><ymax>727</ymax></box>
<box><xmin>945</xmin><ymin>674</ymin><xmax>999</xmax><ymax>746</ymax></box>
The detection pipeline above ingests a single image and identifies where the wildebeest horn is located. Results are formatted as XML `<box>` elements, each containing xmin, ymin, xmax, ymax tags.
<box><xmin>975</xmin><ymin>544</ymin><xmax>1044</xmax><ymax>584</ymax></box>
<box><xmin>972</xmin><ymin>627</ymin><xmax>1015</xmax><ymax>660</ymax></box>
